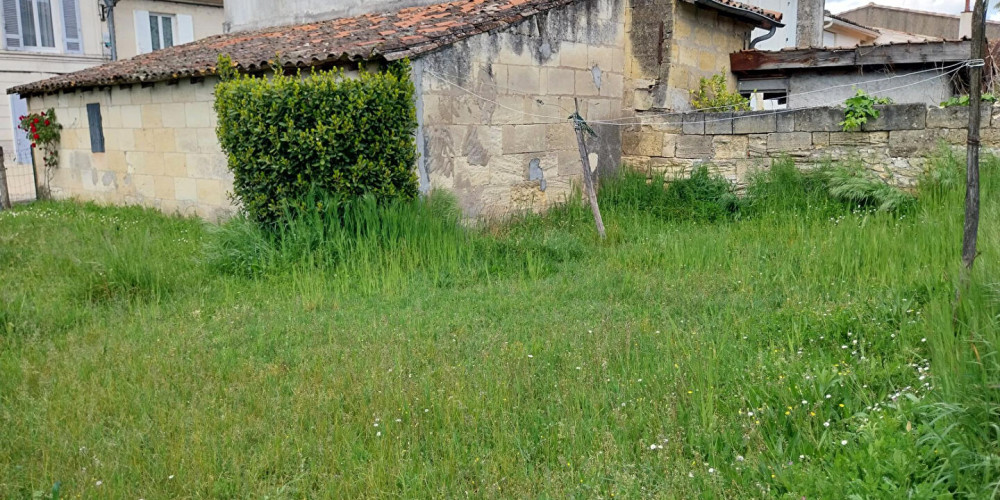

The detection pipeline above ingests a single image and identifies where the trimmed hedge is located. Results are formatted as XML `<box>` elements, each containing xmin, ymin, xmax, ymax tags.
<box><xmin>214</xmin><ymin>59</ymin><xmax>419</xmax><ymax>224</ymax></box>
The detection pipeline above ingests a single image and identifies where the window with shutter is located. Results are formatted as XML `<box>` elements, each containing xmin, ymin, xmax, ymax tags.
<box><xmin>3</xmin><ymin>0</ymin><xmax>57</xmax><ymax>50</ymax></box>
<box><xmin>60</xmin><ymin>0</ymin><xmax>80</xmax><ymax>53</ymax></box>
<box><xmin>2</xmin><ymin>0</ymin><xmax>21</xmax><ymax>49</ymax></box>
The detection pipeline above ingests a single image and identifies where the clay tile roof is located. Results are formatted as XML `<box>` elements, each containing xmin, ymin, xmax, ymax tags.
<box><xmin>682</xmin><ymin>0</ymin><xmax>783</xmax><ymax>28</ymax></box>
<box><xmin>10</xmin><ymin>0</ymin><xmax>582</xmax><ymax>96</ymax></box>
<box><xmin>12</xmin><ymin>0</ymin><xmax>783</xmax><ymax>96</ymax></box>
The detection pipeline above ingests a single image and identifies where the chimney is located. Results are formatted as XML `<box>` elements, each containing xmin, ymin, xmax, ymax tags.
<box><xmin>959</xmin><ymin>0</ymin><xmax>973</xmax><ymax>38</ymax></box>
<box><xmin>796</xmin><ymin>0</ymin><xmax>825</xmax><ymax>47</ymax></box>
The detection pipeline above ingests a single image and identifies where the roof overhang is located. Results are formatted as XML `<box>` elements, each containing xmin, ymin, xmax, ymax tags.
<box><xmin>730</xmin><ymin>39</ymin><xmax>971</xmax><ymax>75</ymax></box>
<box><xmin>681</xmin><ymin>0</ymin><xmax>785</xmax><ymax>30</ymax></box>
<box><xmin>824</xmin><ymin>16</ymin><xmax>879</xmax><ymax>41</ymax></box>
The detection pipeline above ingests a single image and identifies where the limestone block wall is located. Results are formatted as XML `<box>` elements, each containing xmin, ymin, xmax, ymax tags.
<box><xmin>622</xmin><ymin>104</ymin><xmax>1000</xmax><ymax>187</ymax></box>
<box><xmin>624</xmin><ymin>0</ymin><xmax>753</xmax><ymax>113</ymax></box>
<box><xmin>28</xmin><ymin>77</ymin><xmax>234</xmax><ymax>219</ymax></box>
<box><xmin>416</xmin><ymin>0</ymin><xmax>627</xmax><ymax>217</ymax></box>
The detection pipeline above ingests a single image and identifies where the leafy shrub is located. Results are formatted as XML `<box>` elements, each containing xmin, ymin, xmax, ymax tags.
<box><xmin>214</xmin><ymin>58</ymin><xmax>419</xmax><ymax>225</ymax></box>
<box><xmin>940</xmin><ymin>93</ymin><xmax>997</xmax><ymax>107</ymax></box>
<box><xmin>690</xmin><ymin>74</ymin><xmax>751</xmax><ymax>112</ymax></box>
<box><xmin>840</xmin><ymin>89</ymin><xmax>893</xmax><ymax>131</ymax></box>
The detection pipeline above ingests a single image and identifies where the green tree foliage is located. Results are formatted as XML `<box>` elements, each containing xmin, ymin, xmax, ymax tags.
<box><xmin>214</xmin><ymin>58</ymin><xmax>419</xmax><ymax>225</ymax></box>
<box><xmin>690</xmin><ymin>74</ymin><xmax>751</xmax><ymax>112</ymax></box>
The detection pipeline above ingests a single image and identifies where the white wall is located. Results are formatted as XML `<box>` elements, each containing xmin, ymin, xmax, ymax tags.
<box><xmin>742</xmin><ymin>0</ymin><xmax>798</xmax><ymax>49</ymax></box>
<box><xmin>225</xmin><ymin>0</ymin><xmax>443</xmax><ymax>31</ymax></box>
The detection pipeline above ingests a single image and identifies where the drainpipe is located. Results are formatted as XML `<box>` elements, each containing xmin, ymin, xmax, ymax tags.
<box><xmin>103</xmin><ymin>0</ymin><xmax>119</xmax><ymax>61</ymax></box>
<box><xmin>750</xmin><ymin>25</ymin><xmax>778</xmax><ymax>49</ymax></box>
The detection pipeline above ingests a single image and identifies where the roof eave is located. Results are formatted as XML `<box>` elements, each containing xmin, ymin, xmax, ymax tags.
<box><xmin>686</xmin><ymin>0</ymin><xmax>785</xmax><ymax>30</ymax></box>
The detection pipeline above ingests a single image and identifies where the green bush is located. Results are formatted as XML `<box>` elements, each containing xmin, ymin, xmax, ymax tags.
<box><xmin>214</xmin><ymin>59</ymin><xmax>419</xmax><ymax>225</ymax></box>
<box><xmin>690</xmin><ymin>74</ymin><xmax>751</xmax><ymax>112</ymax></box>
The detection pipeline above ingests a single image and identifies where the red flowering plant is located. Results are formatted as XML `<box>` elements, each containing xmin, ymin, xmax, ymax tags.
<box><xmin>17</xmin><ymin>108</ymin><xmax>61</xmax><ymax>175</ymax></box>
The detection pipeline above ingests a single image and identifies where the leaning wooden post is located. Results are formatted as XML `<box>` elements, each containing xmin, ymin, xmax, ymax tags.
<box><xmin>962</xmin><ymin>0</ymin><xmax>987</xmax><ymax>272</ymax></box>
<box><xmin>572</xmin><ymin>98</ymin><xmax>606</xmax><ymax>239</ymax></box>
<box><xmin>0</xmin><ymin>147</ymin><xmax>11</xmax><ymax>210</ymax></box>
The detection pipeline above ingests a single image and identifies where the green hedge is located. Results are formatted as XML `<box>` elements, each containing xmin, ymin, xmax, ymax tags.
<box><xmin>214</xmin><ymin>59</ymin><xmax>419</xmax><ymax>224</ymax></box>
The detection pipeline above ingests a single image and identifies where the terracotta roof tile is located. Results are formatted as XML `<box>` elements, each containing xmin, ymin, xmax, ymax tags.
<box><xmin>11</xmin><ymin>0</ymin><xmax>781</xmax><ymax>96</ymax></box>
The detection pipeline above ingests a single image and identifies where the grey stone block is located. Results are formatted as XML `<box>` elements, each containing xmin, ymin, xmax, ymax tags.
<box><xmin>675</xmin><ymin>135</ymin><xmax>714</xmax><ymax>159</ymax></box>
<box><xmin>889</xmin><ymin>129</ymin><xmax>943</xmax><ymax>156</ymax></box>
<box><xmin>733</xmin><ymin>111</ymin><xmax>777</xmax><ymax>134</ymax></box>
<box><xmin>792</xmin><ymin>107</ymin><xmax>843</xmax><ymax>132</ymax></box>
<box><xmin>703</xmin><ymin>112</ymin><xmax>733</xmax><ymax>135</ymax></box>
<box><xmin>766</xmin><ymin>132</ymin><xmax>812</xmax><ymax>152</ymax></box>
<box><xmin>776</xmin><ymin>112</ymin><xmax>795</xmax><ymax>132</ymax></box>
<box><xmin>862</xmin><ymin>104</ymin><xmax>926</xmax><ymax>131</ymax></box>
<box><xmin>927</xmin><ymin>104</ymin><xmax>989</xmax><ymax>129</ymax></box>
<box><xmin>682</xmin><ymin>113</ymin><xmax>705</xmax><ymax>134</ymax></box>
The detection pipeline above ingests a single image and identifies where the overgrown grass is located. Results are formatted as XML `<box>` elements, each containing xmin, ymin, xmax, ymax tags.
<box><xmin>0</xmin><ymin>153</ymin><xmax>997</xmax><ymax>498</ymax></box>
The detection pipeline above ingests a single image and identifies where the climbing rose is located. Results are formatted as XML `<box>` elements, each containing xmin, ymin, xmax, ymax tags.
<box><xmin>33</xmin><ymin>133</ymin><xmax>40</xmax><ymax>140</ymax></box>
<box><xmin>44</xmin><ymin>120</ymin><xmax>50</xmax><ymax>126</ymax></box>
<box><xmin>31</xmin><ymin>143</ymin><xmax>36</xmax><ymax>148</ymax></box>
<box><xmin>40</xmin><ymin>112</ymin><xmax>45</xmax><ymax>116</ymax></box>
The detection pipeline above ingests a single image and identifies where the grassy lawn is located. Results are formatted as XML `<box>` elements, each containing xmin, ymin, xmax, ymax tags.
<box><xmin>1</xmin><ymin>156</ymin><xmax>998</xmax><ymax>498</ymax></box>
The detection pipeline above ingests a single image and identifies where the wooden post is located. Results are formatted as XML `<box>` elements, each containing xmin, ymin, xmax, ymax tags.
<box><xmin>573</xmin><ymin>99</ymin><xmax>606</xmax><ymax>239</ymax></box>
<box><xmin>962</xmin><ymin>0</ymin><xmax>987</xmax><ymax>271</ymax></box>
<box><xmin>0</xmin><ymin>147</ymin><xmax>11</xmax><ymax>210</ymax></box>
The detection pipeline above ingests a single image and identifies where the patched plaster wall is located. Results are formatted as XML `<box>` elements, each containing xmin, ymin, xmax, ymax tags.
<box><xmin>416</xmin><ymin>0</ymin><xmax>626</xmax><ymax>217</ymax></box>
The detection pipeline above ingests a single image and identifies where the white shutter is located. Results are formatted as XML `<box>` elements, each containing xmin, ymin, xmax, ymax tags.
<box><xmin>134</xmin><ymin>9</ymin><xmax>152</xmax><ymax>54</ymax></box>
<box><xmin>61</xmin><ymin>0</ymin><xmax>81</xmax><ymax>53</ymax></box>
<box><xmin>9</xmin><ymin>94</ymin><xmax>32</xmax><ymax>164</ymax></box>
<box><xmin>176</xmin><ymin>14</ymin><xmax>193</xmax><ymax>44</ymax></box>
<box><xmin>2</xmin><ymin>0</ymin><xmax>21</xmax><ymax>49</ymax></box>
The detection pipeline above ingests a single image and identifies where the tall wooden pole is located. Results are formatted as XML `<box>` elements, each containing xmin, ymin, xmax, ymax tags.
<box><xmin>962</xmin><ymin>0</ymin><xmax>987</xmax><ymax>271</ymax></box>
<box><xmin>573</xmin><ymin>99</ymin><xmax>606</xmax><ymax>239</ymax></box>
<box><xmin>0</xmin><ymin>147</ymin><xmax>11</xmax><ymax>210</ymax></box>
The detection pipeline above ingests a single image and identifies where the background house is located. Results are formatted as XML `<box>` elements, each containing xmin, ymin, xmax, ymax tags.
<box><xmin>838</xmin><ymin>3</ymin><xmax>1000</xmax><ymax>40</ymax></box>
<box><xmin>2</xmin><ymin>0</ymin><xmax>223</xmax><ymax>202</ymax></box>
<box><xmin>110</xmin><ymin>0</ymin><xmax>224</xmax><ymax>60</ymax></box>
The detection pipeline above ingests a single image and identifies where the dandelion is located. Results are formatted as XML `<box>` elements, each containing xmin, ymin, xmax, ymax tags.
<box><xmin>376</xmin><ymin>431</ymin><xmax>382</xmax><ymax>437</ymax></box>
<box><xmin>825</xmin><ymin>394</ymin><xmax>831</xmax><ymax>399</ymax></box>
<box><xmin>921</xmin><ymin>338</ymin><xmax>927</xmax><ymax>343</ymax></box>
<box><xmin>708</xmin><ymin>468</ymin><xmax>715</xmax><ymax>474</ymax></box>
<box><xmin>823</xmin><ymin>421</ymin><xmax>830</xmax><ymax>427</ymax></box>
<box><xmin>96</xmin><ymin>481</ymin><xmax>103</xmax><ymax>486</ymax></box>
<box><xmin>650</xmin><ymin>444</ymin><xmax>658</xmax><ymax>450</ymax></box>
<box><xmin>801</xmin><ymin>400</ymin><xmax>807</xmax><ymax>405</ymax></box>
<box><xmin>747</xmin><ymin>411</ymin><xmax>754</xmax><ymax>417</ymax></box>
<box><xmin>840</xmin><ymin>440</ymin><xmax>847</xmax><ymax>446</ymax></box>
<box><xmin>838</xmin><ymin>403</ymin><xmax>844</xmax><ymax>408</ymax></box>
<box><xmin>736</xmin><ymin>455</ymin><xmax>744</xmax><ymax>462</ymax></box>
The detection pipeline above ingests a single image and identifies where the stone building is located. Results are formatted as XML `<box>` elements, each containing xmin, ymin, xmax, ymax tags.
<box><xmin>9</xmin><ymin>0</ymin><xmax>781</xmax><ymax>219</ymax></box>
<box><xmin>1</xmin><ymin>0</ymin><xmax>224</xmax><ymax>202</ymax></box>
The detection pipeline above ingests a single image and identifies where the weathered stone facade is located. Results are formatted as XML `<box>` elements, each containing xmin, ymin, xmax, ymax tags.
<box><xmin>416</xmin><ymin>0</ymin><xmax>626</xmax><ymax>216</ymax></box>
<box><xmin>28</xmin><ymin>78</ymin><xmax>233</xmax><ymax>220</ymax></box>
<box><xmin>623</xmin><ymin>104</ymin><xmax>1000</xmax><ymax>187</ymax></box>
<box><xmin>626</xmin><ymin>0</ymin><xmax>752</xmax><ymax>112</ymax></box>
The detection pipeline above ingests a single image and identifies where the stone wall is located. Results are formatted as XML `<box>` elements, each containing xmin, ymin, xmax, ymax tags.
<box><xmin>416</xmin><ymin>0</ymin><xmax>626</xmax><ymax>217</ymax></box>
<box><xmin>28</xmin><ymin>77</ymin><xmax>234</xmax><ymax>219</ymax></box>
<box><xmin>626</xmin><ymin>0</ymin><xmax>753</xmax><ymax>113</ymax></box>
<box><xmin>622</xmin><ymin>104</ymin><xmax>1000</xmax><ymax>187</ymax></box>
